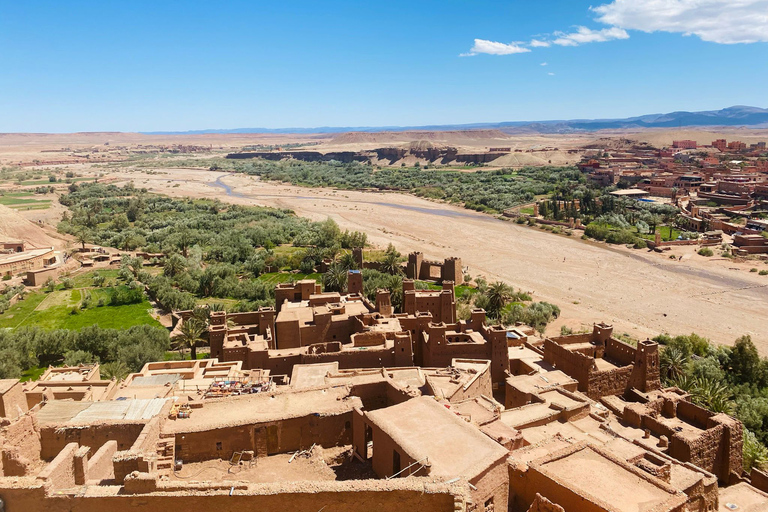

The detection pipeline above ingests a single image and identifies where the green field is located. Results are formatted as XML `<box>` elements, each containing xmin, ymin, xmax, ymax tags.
<box><xmin>0</xmin><ymin>270</ymin><xmax>160</xmax><ymax>329</ymax></box>
<box><xmin>0</xmin><ymin>192</ymin><xmax>51</xmax><ymax>209</ymax></box>
<box><xmin>256</xmin><ymin>271</ymin><xmax>322</xmax><ymax>286</ymax></box>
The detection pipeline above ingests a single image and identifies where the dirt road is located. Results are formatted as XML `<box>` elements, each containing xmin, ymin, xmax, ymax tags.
<box><xmin>118</xmin><ymin>168</ymin><xmax>768</xmax><ymax>352</ymax></box>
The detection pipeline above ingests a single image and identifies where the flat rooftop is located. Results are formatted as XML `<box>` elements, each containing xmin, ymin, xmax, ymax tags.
<box><xmin>290</xmin><ymin>362</ymin><xmax>339</xmax><ymax>389</ymax></box>
<box><xmin>0</xmin><ymin>247</ymin><xmax>54</xmax><ymax>264</ymax></box>
<box><xmin>718</xmin><ymin>482</ymin><xmax>768</xmax><ymax>512</ymax></box>
<box><xmin>539</xmin><ymin>446</ymin><xmax>682</xmax><ymax>512</ymax></box>
<box><xmin>163</xmin><ymin>387</ymin><xmax>360</xmax><ymax>434</ymax></box>
<box><xmin>366</xmin><ymin>396</ymin><xmax>508</xmax><ymax>479</ymax></box>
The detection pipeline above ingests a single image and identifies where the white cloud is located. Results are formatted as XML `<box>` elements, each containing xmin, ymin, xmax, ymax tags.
<box><xmin>540</xmin><ymin>62</ymin><xmax>548</xmax><ymax>66</ymax></box>
<box><xmin>552</xmin><ymin>26</ymin><xmax>629</xmax><ymax>46</ymax></box>
<box><xmin>462</xmin><ymin>39</ymin><xmax>531</xmax><ymax>56</ymax></box>
<box><xmin>548</xmin><ymin>72</ymin><xmax>556</xmax><ymax>76</ymax></box>
<box><xmin>592</xmin><ymin>0</ymin><xmax>768</xmax><ymax>44</ymax></box>
<box><xmin>530</xmin><ymin>39</ymin><xmax>551</xmax><ymax>47</ymax></box>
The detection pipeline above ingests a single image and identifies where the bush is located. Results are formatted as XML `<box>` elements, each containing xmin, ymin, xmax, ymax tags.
<box><xmin>698</xmin><ymin>247</ymin><xmax>714</xmax><ymax>257</ymax></box>
<box><xmin>760</xmin><ymin>270</ymin><xmax>768</xmax><ymax>276</ymax></box>
<box><xmin>109</xmin><ymin>287</ymin><xmax>145</xmax><ymax>306</ymax></box>
<box><xmin>1</xmin><ymin>275</ymin><xmax>10</xmax><ymax>281</ymax></box>
<box><xmin>61</xmin><ymin>278</ymin><xmax>74</xmax><ymax>289</ymax></box>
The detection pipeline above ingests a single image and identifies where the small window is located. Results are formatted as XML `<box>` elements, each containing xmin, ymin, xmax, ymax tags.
<box><xmin>216</xmin><ymin>442</ymin><xmax>222</xmax><ymax>451</ymax></box>
<box><xmin>345</xmin><ymin>421</ymin><xmax>351</xmax><ymax>430</ymax></box>
<box><xmin>484</xmin><ymin>497</ymin><xmax>494</xmax><ymax>512</ymax></box>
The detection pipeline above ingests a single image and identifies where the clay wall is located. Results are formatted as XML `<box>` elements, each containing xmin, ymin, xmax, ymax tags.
<box><xmin>468</xmin><ymin>454</ymin><xmax>510</xmax><ymax>512</ymax></box>
<box><xmin>526</xmin><ymin>493</ymin><xmax>566</xmax><ymax>512</ymax></box>
<box><xmin>40</xmin><ymin>423</ymin><xmax>145</xmax><ymax>460</ymax></box>
<box><xmin>275</xmin><ymin>318</ymin><xmax>303</xmax><ymax>349</ymax></box>
<box><xmin>511</xmin><ymin>454</ymin><xmax>685</xmax><ymax>512</ymax></box>
<box><xmin>0</xmin><ymin>380</ymin><xmax>28</xmax><ymax>419</ymax></box>
<box><xmin>0</xmin><ymin>481</ymin><xmax>464</xmax><ymax>512</ymax></box>
<box><xmin>669</xmin><ymin>426</ymin><xmax>723</xmax><ymax>482</ymax></box>
<box><xmin>676</xmin><ymin>400</ymin><xmax>712</xmax><ymax>430</ymax></box>
<box><xmin>424</xmin><ymin>337</ymin><xmax>489</xmax><ymax>370</ymax></box>
<box><xmin>0</xmin><ymin>414</ymin><xmax>42</xmax><ymax>476</ymax></box>
<box><xmin>367</xmin><ymin>420</ymin><xmax>430</xmax><ymax>480</ymax></box>
<box><xmin>542</xmin><ymin>339</ymin><xmax>592</xmax><ymax>391</ymax></box>
<box><xmin>36</xmin><ymin>442</ymin><xmax>78</xmax><ymax>491</ymax></box>
<box><xmin>586</xmin><ymin>365</ymin><xmax>633</xmax><ymax>400</ymax></box>
<box><xmin>130</xmin><ymin>416</ymin><xmax>162</xmax><ymax>454</ymax></box>
<box><xmin>750</xmin><ymin>468</ymin><xmax>768</xmax><ymax>492</ymax></box>
<box><xmin>175</xmin><ymin>412</ymin><xmax>352</xmax><ymax>463</ymax></box>
<box><xmin>301</xmin><ymin>345</ymin><xmax>396</xmax><ymax>369</ymax></box>
<box><xmin>87</xmin><ymin>440</ymin><xmax>117</xmax><ymax>483</ymax></box>
<box><xmin>605</xmin><ymin>338</ymin><xmax>637</xmax><ymax>366</ymax></box>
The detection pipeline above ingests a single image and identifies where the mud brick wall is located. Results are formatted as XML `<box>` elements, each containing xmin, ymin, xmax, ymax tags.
<box><xmin>542</xmin><ymin>339</ymin><xmax>592</xmax><ymax>391</ymax></box>
<box><xmin>40</xmin><ymin>423</ymin><xmax>145</xmax><ymax>460</ymax></box>
<box><xmin>605</xmin><ymin>338</ymin><xmax>637</xmax><ymax>366</ymax></box>
<box><xmin>0</xmin><ymin>482</ymin><xmax>465</xmax><ymax>512</ymax></box>
<box><xmin>175</xmin><ymin>412</ymin><xmax>353</xmax><ymax>463</ymax></box>
<box><xmin>0</xmin><ymin>414</ymin><xmax>42</xmax><ymax>476</ymax></box>
<box><xmin>586</xmin><ymin>366</ymin><xmax>633</xmax><ymax>400</ymax></box>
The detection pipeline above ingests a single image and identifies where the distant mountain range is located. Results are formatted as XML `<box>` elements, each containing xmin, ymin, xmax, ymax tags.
<box><xmin>144</xmin><ymin>105</ymin><xmax>768</xmax><ymax>135</ymax></box>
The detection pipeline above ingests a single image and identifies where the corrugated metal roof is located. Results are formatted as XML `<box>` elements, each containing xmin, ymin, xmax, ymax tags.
<box><xmin>130</xmin><ymin>374</ymin><xmax>181</xmax><ymax>387</ymax></box>
<box><xmin>42</xmin><ymin>398</ymin><xmax>170</xmax><ymax>423</ymax></box>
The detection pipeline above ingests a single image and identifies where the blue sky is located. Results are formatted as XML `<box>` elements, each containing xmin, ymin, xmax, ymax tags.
<box><xmin>1</xmin><ymin>0</ymin><xmax>766</xmax><ymax>132</ymax></box>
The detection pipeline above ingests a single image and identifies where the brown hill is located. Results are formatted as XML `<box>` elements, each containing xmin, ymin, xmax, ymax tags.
<box><xmin>331</xmin><ymin>130</ymin><xmax>509</xmax><ymax>145</ymax></box>
<box><xmin>0</xmin><ymin>204</ymin><xmax>66</xmax><ymax>249</ymax></box>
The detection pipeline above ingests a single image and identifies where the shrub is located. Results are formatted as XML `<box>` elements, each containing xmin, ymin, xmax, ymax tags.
<box><xmin>1</xmin><ymin>275</ymin><xmax>10</xmax><ymax>281</ymax></box>
<box><xmin>698</xmin><ymin>247</ymin><xmax>714</xmax><ymax>257</ymax></box>
<box><xmin>751</xmin><ymin>268</ymin><xmax>758</xmax><ymax>273</ymax></box>
<box><xmin>61</xmin><ymin>278</ymin><xmax>74</xmax><ymax>289</ymax></box>
<box><xmin>760</xmin><ymin>270</ymin><xmax>768</xmax><ymax>276</ymax></box>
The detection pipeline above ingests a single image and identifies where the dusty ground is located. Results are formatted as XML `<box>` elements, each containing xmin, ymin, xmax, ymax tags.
<box><xmin>169</xmin><ymin>446</ymin><xmax>375</xmax><ymax>483</ymax></box>
<box><xmin>99</xmin><ymin>166</ymin><xmax>768</xmax><ymax>353</ymax></box>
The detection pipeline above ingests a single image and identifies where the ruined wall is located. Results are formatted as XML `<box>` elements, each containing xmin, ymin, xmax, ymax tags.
<box><xmin>0</xmin><ymin>381</ymin><xmax>28</xmax><ymax>419</ymax></box>
<box><xmin>0</xmin><ymin>414</ymin><xmax>42</xmax><ymax>476</ymax></box>
<box><xmin>175</xmin><ymin>412</ymin><xmax>352</xmax><ymax>463</ymax></box>
<box><xmin>526</xmin><ymin>493</ymin><xmax>566</xmax><ymax>512</ymax></box>
<box><xmin>36</xmin><ymin>442</ymin><xmax>78</xmax><ymax>491</ymax></box>
<box><xmin>40</xmin><ymin>423</ymin><xmax>145</xmax><ymax>460</ymax></box>
<box><xmin>87</xmin><ymin>440</ymin><xmax>117</xmax><ymax>483</ymax></box>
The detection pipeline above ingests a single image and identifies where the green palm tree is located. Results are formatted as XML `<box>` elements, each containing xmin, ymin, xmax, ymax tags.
<box><xmin>485</xmin><ymin>281</ymin><xmax>514</xmax><ymax>318</ymax></box>
<box><xmin>380</xmin><ymin>251</ymin><xmax>403</xmax><ymax>276</ymax></box>
<box><xmin>172</xmin><ymin>318</ymin><xmax>207</xmax><ymax>360</ymax></box>
<box><xmin>690</xmin><ymin>376</ymin><xmax>733</xmax><ymax>414</ymax></box>
<box><xmin>339</xmin><ymin>252</ymin><xmax>358</xmax><ymax>271</ymax></box>
<box><xmin>323</xmin><ymin>263</ymin><xmax>348</xmax><ymax>293</ymax></box>
<box><xmin>660</xmin><ymin>346</ymin><xmax>688</xmax><ymax>383</ymax></box>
